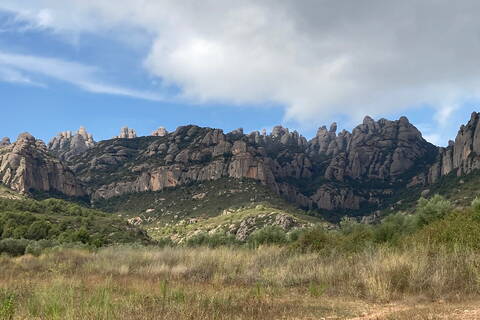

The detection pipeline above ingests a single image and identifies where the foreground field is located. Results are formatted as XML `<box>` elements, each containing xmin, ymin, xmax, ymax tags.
<box><xmin>1</xmin><ymin>246</ymin><xmax>480</xmax><ymax>319</ymax></box>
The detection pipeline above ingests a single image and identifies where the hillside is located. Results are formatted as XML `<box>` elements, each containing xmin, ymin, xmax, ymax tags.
<box><xmin>0</xmin><ymin>196</ymin><xmax>151</xmax><ymax>255</ymax></box>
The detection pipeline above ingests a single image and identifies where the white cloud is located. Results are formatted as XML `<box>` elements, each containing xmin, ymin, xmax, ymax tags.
<box><xmin>0</xmin><ymin>51</ymin><xmax>164</xmax><ymax>101</ymax></box>
<box><xmin>2</xmin><ymin>1</ymin><xmax>480</xmax><ymax>125</ymax></box>
<box><xmin>0</xmin><ymin>66</ymin><xmax>44</xmax><ymax>87</ymax></box>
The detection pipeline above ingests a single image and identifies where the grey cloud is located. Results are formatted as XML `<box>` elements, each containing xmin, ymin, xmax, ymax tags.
<box><xmin>1</xmin><ymin>0</ymin><xmax>480</xmax><ymax>129</ymax></box>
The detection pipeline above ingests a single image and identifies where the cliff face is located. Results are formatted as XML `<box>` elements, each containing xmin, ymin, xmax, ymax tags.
<box><xmin>66</xmin><ymin>116</ymin><xmax>436</xmax><ymax>212</ymax></box>
<box><xmin>48</xmin><ymin>127</ymin><xmax>95</xmax><ymax>161</ymax></box>
<box><xmin>7</xmin><ymin>112</ymin><xmax>480</xmax><ymax>214</ymax></box>
<box><xmin>422</xmin><ymin>112</ymin><xmax>480</xmax><ymax>185</ymax></box>
<box><xmin>0</xmin><ymin>133</ymin><xmax>85</xmax><ymax>197</ymax></box>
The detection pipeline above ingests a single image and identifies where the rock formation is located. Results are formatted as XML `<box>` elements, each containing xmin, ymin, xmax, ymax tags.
<box><xmin>117</xmin><ymin>127</ymin><xmax>137</xmax><ymax>139</ymax></box>
<box><xmin>8</xmin><ymin>112</ymin><xmax>480</xmax><ymax>215</ymax></box>
<box><xmin>152</xmin><ymin>127</ymin><xmax>168</xmax><ymax>137</ymax></box>
<box><xmin>323</xmin><ymin>116</ymin><xmax>435</xmax><ymax>181</ymax></box>
<box><xmin>0</xmin><ymin>137</ymin><xmax>10</xmax><ymax>147</ymax></box>
<box><xmin>425</xmin><ymin>112</ymin><xmax>480</xmax><ymax>184</ymax></box>
<box><xmin>48</xmin><ymin>127</ymin><xmax>95</xmax><ymax>161</ymax></box>
<box><xmin>67</xmin><ymin>116</ymin><xmax>438</xmax><ymax>212</ymax></box>
<box><xmin>0</xmin><ymin>133</ymin><xmax>85</xmax><ymax>197</ymax></box>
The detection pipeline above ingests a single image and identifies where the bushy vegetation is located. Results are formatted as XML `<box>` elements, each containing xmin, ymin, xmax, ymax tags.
<box><xmin>0</xmin><ymin>197</ymin><xmax>150</xmax><ymax>255</ymax></box>
<box><xmin>94</xmin><ymin>178</ymin><xmax>298</xmax><ymax>221</ymax></box>
<box><xmin>177</xmin><ymin>194</ymin><xmax>480</xmax><ymax>256</ymax></box>
<box><xmin>290</xmin><ymin>194</ymin><xmax>480</xmax><ymax>254</ymax></box>
<box><xmin>1</xmin><ymin>194</ymin><xmax>480</xmax><ymax>318</ymax></box>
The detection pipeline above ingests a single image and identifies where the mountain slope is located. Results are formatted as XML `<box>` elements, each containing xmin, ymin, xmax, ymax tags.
<box><xmin>3</xmin><ymin>111</ymin><xmax>480</xmax><ymax>222</ymax></box>
<box><xmin>0</xmin><ymin>133</ymin><xmax>85</xmax><ymax>198</ymax></box>
<box><xmin>64</xmin><ymin>117</ymin><xmax>437</xmax><ymax>215</ymax></box>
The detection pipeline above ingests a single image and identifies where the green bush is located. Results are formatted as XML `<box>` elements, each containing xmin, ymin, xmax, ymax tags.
<box><xmin>25</xmin><ymin>239</ymin><xmax>59</xmax><ymax>256</ymax></box>
<box><xmin>0</xmin><ymin>238</ymin><xmax>30</xmax><ymax>256</ymax></box>
<box><xmin>373</xmin><ymin>213</ymin><xmax>416</xmax><ymax>245</ymax></box>
<box><xmin>290</xmin><ymin>226</ymin><xmax>338</xmax><ymax>253</ymax></box>
<box><xmin>0</xmin><ymin>290</ymin><xmax>15</xmax><ymax>320</ymax></box>
<box><xmin>415</xmin><ymin>195</ymin><xmax>453</xmax><ymax>227</ymax></box>
<box><xmin>26</xmin><ymin>220</ymin><xmax>50</xmax><ymax>240</ymax></box>
<box><xmin>247</xmin><ymin>226</ymin><xmax>288</xmax><ymax>247</ymax></box>
<box><xmin>186</xmin><ymin>232</ymin><xmax>239</xmax><ymax>248</ymax></box>
<box><xmin>412</xmin><ymin>208</ymin><xmax>480</xmax><ymax>250</ymax></box>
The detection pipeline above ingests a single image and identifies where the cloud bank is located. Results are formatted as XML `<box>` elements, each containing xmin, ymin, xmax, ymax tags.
<box><xmin>0</xmin><ymin>51</ymin><xmax>164</xmax><ymax>101</ymax></box>
<box><xmin>1</xmin><ymin>0</ymin><xmax>480</xmax><ymax>128</ymax></box>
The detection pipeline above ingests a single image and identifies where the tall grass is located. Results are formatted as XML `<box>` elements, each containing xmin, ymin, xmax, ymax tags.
<box><xmin>0</xmin><ymin>244</ymin><xmax>479</xmax><ymax>319</ymax></box>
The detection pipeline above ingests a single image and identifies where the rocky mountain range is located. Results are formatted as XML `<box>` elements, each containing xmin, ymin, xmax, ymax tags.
<box><xmin>2</xmin><ymin>112</ymin><xmax>480</xmax><ymax>217</ymax></box>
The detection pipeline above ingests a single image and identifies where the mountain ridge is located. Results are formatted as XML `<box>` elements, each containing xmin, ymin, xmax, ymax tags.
<box><xmin>2</xmin><ymin>112</ymin><xmax>480</xmax><ymax>218</ymax></box>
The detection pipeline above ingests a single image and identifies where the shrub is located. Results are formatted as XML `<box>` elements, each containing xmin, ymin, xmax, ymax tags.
<box><xmin>415</xmin><ymin>195</ymin><xmax>452</xmax><ymax>227</ymax></box>
<box><xmin>247</xmin><ymin>226</ymin><xmax>287</xmax><ymax>247</ymax></box>
<box><xmin>0</xmin><ymin>290</ymin><xmax>15</xmax><ymax>320</ymax></box>
<box><xmin>0</xmin><ymin>238</ymin><xmax>30</xmax><ymax>256</ymax></box>
<box><xmin>186</xmin><ymin>232</ymin><xmax>239</xmax><ymax>248</ymax></box>
<box><xmin>373</xmin><ymin>213</ymin><xmax>416</xmax><ymax>245</ymax></box>
<box><xmin>26</xmin><ymin>221</ymin><xmax>50</xmax><ymax>240</ymax></box>
<box><xmin>25</xmin><ymin>239</ymin><xmax>59</xmax><ymax>256</ymax></box>
<box><xmin>290</xmin><ymin>226</ymin><xmax>338</xmax><ymax>253</ymax></box>
<box><xmin>412</xmin><ymin>208</ymin><xmax>480</xmax><ymax>250</ymax></box>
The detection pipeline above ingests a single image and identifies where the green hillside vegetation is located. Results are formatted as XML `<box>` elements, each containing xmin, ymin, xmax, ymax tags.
<box><xmin>1</xmin><ymin>195</ymin><xmax>480</xmax><ymax>319</ymax></box>
<box><xmin>155</xmin><ymin>194</ymin><xmax>480</xmax><ymax>254</ymax></box>
<box><xmin>94</xmin><ymin>178</ymin><xmax>303</xmax><ymax>221</ymax></box>
<box><xmin>0</xmin><ymin>197</ymin><xmax>151</xmax><ymax>256</ymax></box>
<box><xmin>148</xmin><ymin>203</ymin><xmax>326</xmax><ymax>245</ymax></box>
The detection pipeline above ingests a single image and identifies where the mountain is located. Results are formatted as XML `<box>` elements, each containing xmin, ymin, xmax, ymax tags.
<box><xmin>48</xmin><ymin>127</ymin><xmax>96</xmax><ymax>161</ymax></box>
<box><xmin>2</xmin><ymin>112</ymin><xmax>480</xmax><ymax>222</ymax></box>
<box><xmin>62</xmin><ymin>116</ymin><xmax>437</xmax><ymax>215</ymax></box>
<box><xmin>0</xmin><ymin>133</ymin><xmax>84</xmax><ymax>198</ymax></box>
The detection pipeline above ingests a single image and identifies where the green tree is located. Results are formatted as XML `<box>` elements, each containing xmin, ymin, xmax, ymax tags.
<box><xmin>416</xmin><ymin>195</ymin><xmax>452</xmax><ymax>227</ymax></box>
<box><xmin>26</xmin><ymin>221</ymin><xmax>50</xmax><ymax>240</ymax></box>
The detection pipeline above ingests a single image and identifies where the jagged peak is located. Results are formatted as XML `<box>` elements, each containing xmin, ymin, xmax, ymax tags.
<box><xmin>152</xmin><ymin>127</ymin><xmax>168</xmax><ymax>137</ymax></box>
<box><xmin>362</xmin><ymin>115</ymin><xmax>375</xmax><ymax>125</ymax></box>
<box><xmin>17</xmin><ymin>132</ymin><xmax>35</xmax><ymax>142</ymax></box>
<box><xmin>117</xmin><ymin>126</ymin><xmax>137</xmax><ymax>139</ymax></box>
<box><xmin>271</xmin><ymin>125</ymin><xmax>288</xmax><ymax>137</ymax></box>
<box><xmin>0</xmin><ymin>137</ymin><xmax>10</xmax><ymax>147</ymax></box>
<box><xmin>52</xmin><ymin>126</ymin><xmax>94</xmax><ymax>143</ymax></box>
<box><xmin>230</xmin><ymin>128</ymin><xmax>244</xmax><ymax>135</ymax></box>
<box><xmin>399</xmin><ymin>116</ymin><xmax>410</xmax><ymax>124</ymax></box>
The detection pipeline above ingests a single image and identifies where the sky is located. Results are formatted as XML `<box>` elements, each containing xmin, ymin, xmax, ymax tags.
<box><xmin>0</xmin><ymin>1</ymin><xmax>480</xmax><ymax>145</ymax></box>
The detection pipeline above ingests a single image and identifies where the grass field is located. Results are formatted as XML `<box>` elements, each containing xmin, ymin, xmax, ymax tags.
<box><xmin>1</xmin><ymin>245</ymin><xmax>480</xmax><ymax>319</ymax></box>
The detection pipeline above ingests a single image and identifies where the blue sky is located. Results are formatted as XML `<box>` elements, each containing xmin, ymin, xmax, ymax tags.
<box><xmin>0</xmin><ymin>2</ymin><xmax>479</xmax><ymax>145</ymax></box>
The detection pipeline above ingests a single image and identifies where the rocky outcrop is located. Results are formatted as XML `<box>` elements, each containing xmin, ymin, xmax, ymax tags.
<box><xmin>0</xmin><ymin>133</ymin><xmax>85</xmax><ymax>197</ymax></box>
<box><xmin>307</xmin><ymin>122</ymin><xmax>350</xmax><ymax>157</ymax></box>
<box><xmin>0</xmin><ymin>137</ymin><xmax>10</xmax><ymax>147</ymax></box>
<box><xmin>67</xmin><ymin>116</ymin><xmax>438</xmax><ymax>212</ymax></box>
<box><xmin>324</xmin><ymin>116</ymin><xmax>435</xmax><ymax>182</ymax></box>
<box><xmin>426</xmin><ymin>112</ymin><xmax>480</xmax><ymax>183</ymax></box>
<box><xmin>48</xmin><ymin>127</ymin><xmax>95</xmax><ymax>161</ymax></box>
<box><xmin>152</xmin><ymin>127</ymin><xmax>168</xmax><ymax>137</ymax></box>
<box><xmin>117</xmin><ymin>127</ymin><xmax>137</xmax><ymax>139</ymax></box>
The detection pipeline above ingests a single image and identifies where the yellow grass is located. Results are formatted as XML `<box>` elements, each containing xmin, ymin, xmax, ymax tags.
<box><xmin>0</xmin><ymin>245</ymin><xmax>480</xmax><ymax>319</ymax></box>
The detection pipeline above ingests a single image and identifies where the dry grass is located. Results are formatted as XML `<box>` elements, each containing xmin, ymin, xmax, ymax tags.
<box><xmin>0</xmin><ymin>245</ymin><xmax>480</xmax><ymax>319</ymax></box>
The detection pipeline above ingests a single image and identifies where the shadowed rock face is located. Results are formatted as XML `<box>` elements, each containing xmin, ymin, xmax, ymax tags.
<box><xmin>426</xmin><ymin>112</ymin><xmax>480</xmax><ymax>184</ymax></box>
<box><xmin>0</xmin><ymin>133</ymin><xmax>85</xmax><ymax>197</ymax></box>
<box><xmin>48</xmin><ymin>127</ymin><xmax>96</xmax><ymax>161</ymax></box>
<box><xmin>67</xmin><ymin>116</ymin><xmax>438</xmax><ymax>212</ymax></box>
<box><xmin>324</xmin><ymin>116</ymin><xmax>435</xmax><ymax>181</ymax></box>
